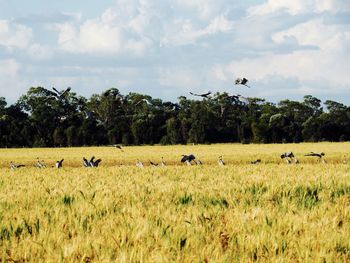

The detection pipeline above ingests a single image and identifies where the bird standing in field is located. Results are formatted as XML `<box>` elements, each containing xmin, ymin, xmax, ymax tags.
<box><xmin>10</xmin><ymin>161</ymin><xmax>25</xmax><ymax>170</ymax></box>
<box><xmin>83</xmin><ymin>157</ymin><xmax>90</xmax><ymax>167</ymax></box>
<box><xmin>91</xmin><ymin>158</ymin><xmax>102</xmax><ymax>167</ymax></box>
<box><xmin>251</xmin><ymin>159</ymin><xmax>261</xmax><ymax>165</ymax></box>
<box><xmin>235</xmin><ymin>77</ymin><xmax>250</xmax><ymax>88</ymax></box>
<box><xmin>136</xmin><ymin>159</ymin><xmax>144</xmax><ymax>168</ymax></box>
<box><xmin>195</xmin><ymin>159</ymin><xmax>203</xmax><ymax>165</ymax></box>
<box><xmin>82</xmin><ymin>156</ymin><xmax>101</xmax><ymax>167</ymax></box>
<box><xmin>218</xmin><ymin>156</ymin><xmax>225</xmax><ymax>166</ymax></box>
<box><xmin>189</xmin><ymin>91</ymin><xmax>212</xmax><ymax>99</ymax></box>
<box><xmin>185</xmin><ymin>160</ymin><xmax>192</xmax><ymax>166</ymax></box>
<box><xmin>55</xmin><ymin>159</ymin><xmax>64</xmax><ymax>169</ymax></box>
<box><xmin>281</xmin><ymin>152</ymin><xmax>298</xmax><ymax>164</ymax></box>
<box><xmin>35</xmin><ymin>158</ymin><xmax>46</xmax><ymax>168</ymax></box>
<box><xmin>160</xmin><ymin>157</ymin><xmax>166</xmax><ymax>166</ymax></box>
<box><xmin>305</xmin><ymin>152</ymin><xmax>326</xmax><ymax>164</ymax></box>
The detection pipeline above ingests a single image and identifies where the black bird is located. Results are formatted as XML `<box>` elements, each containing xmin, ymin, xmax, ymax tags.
<box><xmin>189</xmin><ymin>91</ymin><xmax>212</xmax><ymax>98</ymax></box>
<box><xmin>52</xmin><ymin>87</ymin><xmax>71</xmax><ymax>98</ymax></box>
<box><xmin>91</xmin><ymin>159</ymin><xmax>102</xmax><ymax>167</ymax></box>
<box><xmin>305</xmin><ymin>152</ymin><xmax>325</xmax><ymax>158</ymax></box>
<box><xmin>281</xmin><ymin>152</ymin><xmax>298</xmax><ymax>164</ymax></box>
<box><xmin>83</xmin><ymin>157</ymin><xmax>90</xmax><ymax>167</ymax></box>
<box><xmin>251</xmin><ymin>159</ymin><xmax>261</xmax><ymax>164</ymax></box>
<box><xmin>89</xmin><ymin>156</ymin><xmax>95</xmax><ymax>167</ymax></box>
<box><xmin>181</xmin><ymin>154</ymin><xmax>196</xmax><ymax>163</ymax></box>
<box><xmin>150</xmin><ymin>161</ymin><xmax>158</xmax><ymax>167</ymax></box>
<box><xmin>55</xmin><ymin>159</ymin><xmax>64</xmax><ymax>169</ymax></box>
<box><xmin>235</xmin><ymin>77</ymin><xmax>250</xmax><ymax>88</ymax></box>
<box><xmin>305</xmin><ymin>152</ymin><xmax>326</xmax><ymax>164</ymax></box>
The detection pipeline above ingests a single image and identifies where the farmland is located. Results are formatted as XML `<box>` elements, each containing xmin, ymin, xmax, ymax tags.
<box><xmin>1</xmin><ymin>143</ymin><xmax>350</xmax><ymax>262</ymax></box>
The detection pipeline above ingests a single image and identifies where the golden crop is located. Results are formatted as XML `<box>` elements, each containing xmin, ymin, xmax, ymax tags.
<box><xmin>0</xmin><ymin>142</ymin><xmax>350</xmax><ymax>262</ymax></box>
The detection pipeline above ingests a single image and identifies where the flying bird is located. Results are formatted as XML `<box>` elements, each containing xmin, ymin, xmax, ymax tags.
<box><xmin>55</xmin><ymin>159</ymin><xmax>64</xmax><ymax>169</ymax></box>
<box><xmin>305</xmin><ymin>152</ymin><xmax>326</xmax><ymax>164</ymax></box>
<box><xmin>181</xmin><ymin>154</ymin><xmax>196</xmax><ymax>164</ymax></box>
<box><xmin>52</xmin><ymin>87</ymin><xmax>71</xmax><ymax>98</ymax></box>
<box><xmin>189</xmin><ymin>91</ymin><xmax>212</xmax><ymax>98</ymax></box>
<box><xmin>135</xmin><ymin>98</ymin><xmax>152</xmax><ymax>106</ymax></box>
<box><xmin>235</xmin><ymin>77</ymin><xmax>250</xmax><ymax>88</ymax></box>
<box><xmin>113</xmin><ymin>145</ymin><xmax>124</xmax><ymax>152</ymax></box>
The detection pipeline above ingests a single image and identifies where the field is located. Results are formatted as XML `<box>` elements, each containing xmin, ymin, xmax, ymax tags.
<box><xmin>1</xmin><ymin>143</ymin><xmax>350</xmax><ymax>262</ymax></box>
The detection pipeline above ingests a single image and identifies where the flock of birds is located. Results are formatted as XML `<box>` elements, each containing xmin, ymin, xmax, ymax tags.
<box><xmin>5</xmin><ymin>78</ymin><xmax>333</xmax><ymax>170</ymax></box>
<box><xmin>189</xmin><ymin>77</ymin><xmax>250</xmax><ymax>100</ymax></box>
<box><xmin>9</xmin><ymin>149</ymin><xmax>328</xmax><ymax>170</ymax></box>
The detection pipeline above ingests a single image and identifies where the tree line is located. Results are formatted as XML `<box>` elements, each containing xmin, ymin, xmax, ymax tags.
<box><xmin>0</xmin><ymin>87</ymin><xmax>349</xmax><ymax>147</ymax></box>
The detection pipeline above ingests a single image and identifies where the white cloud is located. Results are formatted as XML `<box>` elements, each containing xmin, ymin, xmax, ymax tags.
<box><xmin>0</xmin><ymin>20</ymin><xmax>33</xmax><ymax>50</ymax></box>
<box><xmin>248</xmin><ymin>0</ymin><xmax>350</xmax><ymax>16</ymax></box>
<box><xmin>56</xmin><ymin>8</ymin><xmax>152</xmax><ymax>56</ymax></box>
<box><xmin>161</xmin><ymin>14</ymin><xmax>233</xmax><ymax>46</ymax></box>
<box><xmin>272</xmin><ymin>18</ymin><xmax>350</xmax><ymax>51</ymax></box>
<box><xmin>2</xmin><ymin>1</ymin><xmax>350</xmax><ymax>104</ymax></box>
<box><xmin>0</xmin><ymin>59</ymin><xmax>25</xmax><ymax>101</ymax></box>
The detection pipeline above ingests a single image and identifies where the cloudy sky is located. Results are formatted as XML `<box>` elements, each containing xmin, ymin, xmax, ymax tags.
<box><xmin>1</xmin><ymin>0</ymin><xmax>350</xmax><ymax>104</ymax></box>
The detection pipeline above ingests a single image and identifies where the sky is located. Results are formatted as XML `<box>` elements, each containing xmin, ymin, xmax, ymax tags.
<box><xmin>0</xmin><ymin>0</ymin><xmax>350</xmax><ymax>105</ymax></box>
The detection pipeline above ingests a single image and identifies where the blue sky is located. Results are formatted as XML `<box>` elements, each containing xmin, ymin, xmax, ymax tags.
<box><xmin>1</xmin><ymin>0</ymin><xmax>350</xmax><ymax>104</ymax></box>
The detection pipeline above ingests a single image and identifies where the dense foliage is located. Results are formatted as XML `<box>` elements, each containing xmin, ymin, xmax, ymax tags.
<box><xmin>0</xmin><ymin>87</ymin><xmax>349</xmax><ymax>147</ymax></box>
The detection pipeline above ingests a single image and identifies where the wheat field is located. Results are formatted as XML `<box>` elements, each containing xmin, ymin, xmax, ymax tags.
<box><xmin>1</xmin><ymin>143</ymin><xmax>350</xmax><ymax>262</ymax></box>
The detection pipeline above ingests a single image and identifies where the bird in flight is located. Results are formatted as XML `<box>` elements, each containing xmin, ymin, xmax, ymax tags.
<box><xmin>135</xmin><ymin>98</ymin><xmax>152</xmax><ymax>106</ymax></box>
<box><xmin>52</xmin><ymin>87</ymin><xmax>71</xmax><ymax>98</ymax></box>
<box><xmin>189</xmin><ymin>91</ymin><xmax>212</xmax><ymax>98</ymax></box>
<box><xmin>113</xmin><ymin>145</ymin><xmax>124</xmax><ymax>152</ymax></box>
<box><xmin>235</xmin><ymin>78</ymin><xmax>250</xmax><ymax>88</ymax></box>
<box><xmin>305</xmin><ymin>152</ymin><xmax>326</xmax><ymax>164</ymax></box>
<box><xmin>181</xmin><ymin>154</ymin><xmax>196</xmax><ymax>165</ymax></box>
